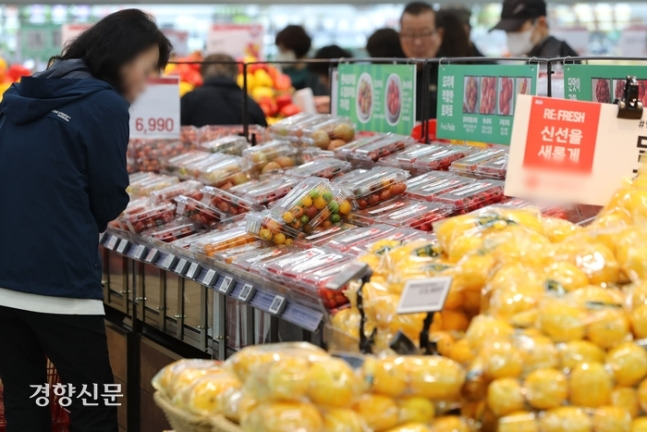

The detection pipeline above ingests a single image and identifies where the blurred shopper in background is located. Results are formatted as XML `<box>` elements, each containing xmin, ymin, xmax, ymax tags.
<box><xmin>367</xmin><ymin>28</ymin><xmax>406</xmax><ymax>58</ymax></box>
<box><xmin>492</xmin><ymin>0</ymin><xmax>579</xmax><ymax>58</ymax></box>
<box><xmin>275</xmin><ymin>25</ymin><xmax>314</xmax><ymax>90</ymax></box>
<box><xmin>181</xmin><ymin>53</ymin><xmax>267</xmax><ymax>127</ymax></box>
<box><xmin>308</xmin><ymin>44</ymin><xmax>352</xmax><ymax>95</ymax></box>
<box><xmin>440</xmin><ymin>6</ymin><xmax>486</xmax><ymax>57</ymax></box>
<box><xmin>398</xmin><ymin>1</ymin><xmax>446</xmax><ymax>120</ymax></box>
<box><xmin>436</xmin><ymin>10</ymin><xmax>473</xmax><ymax>58</ymax></box>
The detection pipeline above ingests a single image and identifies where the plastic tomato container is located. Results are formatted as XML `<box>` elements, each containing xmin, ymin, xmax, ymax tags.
<box><xmin>190</xmin><ymin>226</ymin><xmax>257</xmax><ymax>258</ymax></box>
<box><xmin>202</xmin><ymin>186</ymin><xmax>262</xmax><ymax>217</ymax></box>
<box><xmin>124</xmin><ymin>202</ymin><xmax>176</xmax><ymax>233</ymax></box>
<box><xmin>245</xmin><ymin>211</ymin><xmax>302</xmax><ymax>244</ymax></box>
<box><xmin>162</xmin><ymin>151</ymin><xmax>211</xmax><ymax>178</ymax></box>
<box><xmin>231</xmin><ymin>247</ymin><xmax>296</xmax><ymax>272</ymax></box>
<box><xmin>324</xmin><ymin>224</ymin><xmax>397</xmax><ymax>253</ymax></box>
<box><xmin>268</xmin><ymin>178</ymin><xmax>352</xmax><ymax>234</ymax></box>
<box><xmin>344</xmin><ymin>134</ymin><xmax>414</xmax><ymax>167</ymax></box>
<box><xmin>127</xmin><ymin>173</ymin><xmax>180</xmax><ymax>198</ymax></box>
<box><xmin>434</xmin><ymin>180</ymin><xmax>506</xmax><ymax>214</ymax></box>
<box><xmin>295</xmin><ymin>263</ymin><xmax>352</xmax><ymax>310</ymax></box>
<box><xmin>149</xmin><ymin>180</ymin><xmax>205</xmax><ymax>204</ymax></box>
<box><xmin>199</xmin><ymin>135</ymin><xmax>250</xmax><ymax>156</ymax></box>
<box><xmin>299</xmin><ymin>116</ymin><xmax>356</xmax><ymax>149</ymax></box>
<box><xmin>336</xmin><ymin>166</ymin><xmax>410</xmax><ymax>210</ymax></box>
<box><xmin>377</xmin><ymin>143</ymin><xmax>445</xmax><ymax>171</ymax></box>
<box><xmin>410</xmin><ymin>145</ymin><xmax>477</xmax><ymax>173</ymax></box>
<box><xmin>229</xmin><ymin>176</ymin><xmax>300</xmax><ymax>207</ymax></box>
<box><xmin>375</xmin><ymin>200</ymin><xmax>455</xmax><ymax>231</ymax></box>
<box><xmin>145</xmin><ymin>218</ymin><xmax>202</xmax><ymax>242</ymax></box>
<box><xmin>242</xmin><ymin>140</ymin><xmax>300</xmax><ymax>175</ymax></box>
<box><xmin>175</xmin><ymin>195</ymin><xmax>224</xmax><ymax>227</ymax></box>
<box><xmin>472</xmin><ymin>153</ymin><xmax>509</xmax><ymax>180</ymax></box>
<box><xmin>285</xmin><ymin>158</ymin><xmax>352</xmax><ymax>180</ymax></box>
<box><xmin>128</xmin><ymin>138</ymin><xmax>190</xmax><ymax>172</ymax></box>
<box><xmin>352</xmin><ymin>199</ymin><xmax>410</xmax><ymax>226</ymax></box>
<box><xmin>405</xmin><ymin>172</ymin><xmax>474</xmax><ymax>202</ymax></box>
<box><xmin>198</xmin><ymin>124</ymin><xmax>268</xmax><ymax>144</ymax></box>
<box><xmin>268</xmin><ymin>113</ymin><xmax>321</xmax><ymax>138</ymax></box>
<box><xmin>449</xmin><ymin>147</ymin><xmax>508</xmax><ymax>176</ymax></box>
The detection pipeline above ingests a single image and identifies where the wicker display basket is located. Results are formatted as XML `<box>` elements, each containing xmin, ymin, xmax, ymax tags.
<box><xmin>154</xmin><ymin>392</ymin><xmax>242</xmax><ymax>432</ymax></box>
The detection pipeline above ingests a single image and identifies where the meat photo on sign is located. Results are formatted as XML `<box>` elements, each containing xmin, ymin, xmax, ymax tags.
<box><xmin>517</xmin><ymin>77</ymin><xmax>529</xmax><ymax>95</ymax></box>
<box><xmin>479</xmin><ymin>76</ymin><xmax>497</xmax><ymax>115</ymax></box>
<box><xmin>463</xmin><ymin>76</ymin><xmax>478</xmax><ymax>114</ymax></box>
<box><xmin>592</xmin><ymin>78</ymin><xmax>611</xmax><ymax>103</ymax></box>
<box><xmin>498</xmin><ymin>76</ymin><xmax>514</xmax><ymax>116</ymax></box>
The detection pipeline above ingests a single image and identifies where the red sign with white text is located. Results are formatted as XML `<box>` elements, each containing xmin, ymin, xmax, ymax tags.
<box><xmin>523</xmin><ymin>96</ymin><xmax>600</xmax><ymax>174</ymax></box>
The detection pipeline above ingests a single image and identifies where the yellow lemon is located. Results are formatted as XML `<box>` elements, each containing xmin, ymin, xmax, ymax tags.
<box><xmin>482</xmin><ymin>339</ymin><xmax>523</xmax><ymax>379</ymax></box>
<box><xmin>559</xmin><ymin>340</ymin><xmax>605</xmax><ymax>371</ymax></box>
<box><xmin>611</xmin><ymin>387</ymin><xmax>640</xmax><ymax>418</ymax></box>
<box><xmin>539</xmin><ymin>406</ymin><xmax>592</xmax><ymax>432</ymax></box>
<box><xmin>398</xmin><ymin>397</ymin><xmax>435</xmax><ymax>424</ymax></box>
<box><xmin>523</xmin><ymin>368</ymin><xmax>568</xmax><ymax>410</ymax></box>
<box><xmin>544</xmin><ymin>261</ymin><xmax>589</xmax><ymax>292</ymax></box>
<box><xmin>607</xmin><ymin>342</ymin><xmax>647</xmax><ymax>386</ymax></box>
<box><xmin>538</xmin><ymin>299</ymin><xmax>586</xmax><ymax>342</ymax></box>
<box><xmin>569</xmin><ymin>362</ymin><xmax>612</xmax><ymax>408</ymax></box>
<box><xmin>592</xmin><ymin>406</ymin><xmax>631</xmax><ymax>432</ymax></box>
<box><xmin>486</xmin><ymin>378</ymin><xmax>524</xmax><ymax>417</ymax></box>
<box><xmin>631</xmin><ymin>305</ymin><xmax>647</xmax><ymax>339</ymax></box>
<box><xmin>632</xmin><ymin>418</ymin><xmax>647</xmax><ymax>432</ymax></box>
<box><xmin>354</xmin><ymin>394</ymin><xmax>399</xmax><ymax>432</ymax></box>
<box><xmin>587</xmin><ymin>307</ymin><xmax>630</xmax><ymax>350</ymax></box>
<box><xmin>497</xmin><ymin>412</ymin><xmax>539</xmax><ymax>432</ymax></box>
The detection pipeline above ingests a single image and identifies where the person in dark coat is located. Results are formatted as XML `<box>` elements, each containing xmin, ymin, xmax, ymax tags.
<box><xmin>367</xmin><ymin>28</ymin><xmax>406</xmax><ymax>58</ymax></box>
<box><xmin>0</xmin><ymin>9</ymin><xmax>171</xmax><ymax>432</ymax></box>
<box><xmin>180</xmin><ymin>53</ymin><xmax>267</xmax><ymax>127</ymax></box>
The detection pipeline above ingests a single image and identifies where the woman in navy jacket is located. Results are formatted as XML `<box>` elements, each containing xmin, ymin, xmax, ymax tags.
<box><xmin>0</xmin><ymin>10</ymin><xmax>171</xmax><ymax>432</ymax></box>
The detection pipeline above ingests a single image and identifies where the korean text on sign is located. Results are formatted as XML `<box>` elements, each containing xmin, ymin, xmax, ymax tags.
<box><xmin>523</xmin><ymin>97</ymin><xmax>601</xmax><ymax>174</ymax></box>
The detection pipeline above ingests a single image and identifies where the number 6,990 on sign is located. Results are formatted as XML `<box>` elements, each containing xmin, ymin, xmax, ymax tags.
<box><xmin>134</xmin><ymin>117</ymin><xmax>175</xmax><ymax>134</ymax></box>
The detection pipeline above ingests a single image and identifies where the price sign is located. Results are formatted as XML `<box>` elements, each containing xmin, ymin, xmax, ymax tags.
<box><xmin>105</xmin><ymin>236</ymin><xmax>118</xmax><ymax>250</ymax></box>
<box><xmin>207</xmin><ymin>24</ymin><xmax>263</xmax><ymax>59</ymax></box>
<box><xmin>218</xmin><ymin>276</ymin><xmax>233</xmax><ymax>295</ymax></box>
<box><xmin>238</xmin><ymin>284</ymin><xmax>255</xmax><ymax>302</ymax></box>
<box><xmin>186</xmin><ymin>262</ymin><xmax>201</xmax><ymax>280</ymax></box>
<box><xmin>506</xmin><ymin>95</ymin><xmax>647</xmax><ymax>206</ymax></box>
<box><xmin>397</xmin><ymin>277</ymin><xmax>452</xmax><ymax>314</ymax></box>
<box><xmin>133</xmin><ymin>244</ymin><xmax>147</xmax><ymax>260</ymax></box>
<box><xmin>129</xmin><ymin>77</ymin><xmax>180</xmax><ymax>139</ymax></box>
<box><xmin>268</xmin><ymin>295</ymin><xmax>286</xmax><ymax>315</ymax></box>
<box><xmin>202</xmin><ymin>269</ymin><xmax>218</xmax><ymax>287</ymax></box>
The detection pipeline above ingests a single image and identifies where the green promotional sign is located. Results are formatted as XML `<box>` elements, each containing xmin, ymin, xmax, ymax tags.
<box><xmin>436</xmin><ymin>64</ymin><xmax>538</xmax><ymax>145</ymax></box>
<box><xmin>564</xmin><ymin>64</ymin><xmax>647</xmax><ymax>104</ymax></box>
<box><xmin>337</xmin><ymin>64</ymin><xmax>416</xmax><ymax>134</ymax></box>
<box><xmin>19</xmin><ymin>24</ymin><xmax>62</xmax><ymax>63</ymax></box>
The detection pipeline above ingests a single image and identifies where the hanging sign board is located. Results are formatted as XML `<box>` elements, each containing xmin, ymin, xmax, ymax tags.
<box><xmin>436</xmin><ymin>64</ymin><xmax>538</xmax><ymax>145</ymax></box>
<box><xmin>336</xmin><ymin>63</ymin><xmax>416</xmax><ymax>134</ymax></box>
<box><xmin>506</xmin><ymin>94</ymin><xmax>647</xmax><ymax>206</ymax></box>
<box><xmin>206</xmin><ymin>24</ymin><xmax>263</xmax><ymax>59</ymax></box>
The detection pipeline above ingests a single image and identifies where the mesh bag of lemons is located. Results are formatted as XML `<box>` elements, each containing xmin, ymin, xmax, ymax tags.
<box><xmin>153</xmin><ymin>342</ymin><xmax>477</xmax><ymax>432</ymax></box>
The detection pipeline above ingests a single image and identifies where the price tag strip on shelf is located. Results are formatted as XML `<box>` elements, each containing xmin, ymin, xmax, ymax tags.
<box><xmin>105</xmin><ymin>235</ymin><xmax>119</xmax><ymax>251</ymax></box>
<box><xmin>129</xmin><ymin>77</ymin><xmax>180</xmax><ymax>139</ymax></box>
<box><xmin>268</xmin><ymin>295</ymin><xmax>286</xmax><ymax>316</ymax></box>
<box><xmin>174</xmin><ymin>258</ymin><xmax>189</xmax><ymax>276</ymax></box>
<box><xmin>159</xmin><ymin>253</ymin><xmax>177</xmax><ymax>270</ymax></box>
<box><xmin>132</xmin><ymin>244</ymin><xmax>147</xmax><ymax>261</ymax></box>
<box><xmin>201</xmin><ymin>269</ymin><xmax>218</xmax><ymax>287</ymax></box>
<box><xmin>396</xmin><ymin>277</ymin><xmax>452</xmax><ymax>314</ymax></box>
<box><xmin>237</xmin><ymin>283</ymin><xmax>255</xmax><ymax>303</ymax></box>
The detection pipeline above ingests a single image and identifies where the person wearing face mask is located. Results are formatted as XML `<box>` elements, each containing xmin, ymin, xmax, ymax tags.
<box><xmin>0</xmin><ymin>9</ymin><xmax>171</xmax><ymax>432</ymax></box>
<box><xmin>492</xmin><ymin>0</ymin><xmax>579</xmax><ymax>59</ymax></box>
<box><xmin>275</xmin><ymin>25</ymin><xmax>314</xmax><ymax>91</ymax></box>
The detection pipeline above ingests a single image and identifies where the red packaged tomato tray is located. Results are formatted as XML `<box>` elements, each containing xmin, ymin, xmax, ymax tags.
<box><xmin>377</xmin><ymin>143</ymin><xmax>445</xmax><ymax>171</ymax></box>
<box><xmin>285</xmin><ymin>158</ymin><xmax>352</xmax><ymax>180</ymax></box>
<box><xmin>449</xmin><ymin>147</ymin><xmax>508</xmax><ymax>177</ymax></box>
<box><xmin>374</xmin><ymin>200</ymin><xmax>455</xmax><ymax>232</ymax></box>
<box><xmin>202</xmin><ymin>186</ymin><xmax>263</xmax><ymax>216</ymax></box>
<box><xmin>410</xmin><ymin>145</ymin><xmax>477</xmax><ymax>173</ymax></box>
<box><xmin>199</xmin><ymin>135</ymin><xmax>250</xmax><ymax>156</ymax></box>
<box><xmin>149</xmin><ymin>180</ymin><xmax>205</xmax><ymax>204</ymax></box>
<box><xmin>122</xmin><ymin>202</ymin><xmax>176</xmax><ymax>233</ymax></box>
<box><xmin>324</xmin><ymin>224</ymin><xmax>397</xmax><ymax>253</ymax></box>
<box><xmin>405</xmin><ymin>172</ymin><xmax>473</xmax><ymax>202</ymax></box>
<box><xmin>344</xmin><ymin>134</ymin><xmax>414</xmax><ymax>167</ymax></box>
<box><xmin>145</xmin><ymin>218</ymin><xmax>202</xmax><ymax>243</ymax></box>
<box><xmin>174</xmin><ymin>195</ymin><xmax>224</xmax><ymax>227</ymax></box>
<box><xmin>434</xmin><ymin>179</ymin><xmax>505</xmax><ymax>214</ymax></box>
<box><xmin>472</xmin><ymin>153</ymin><xmax>508</xmax><ymax>180</ymax></box>
<box><xmin>229</xmin><ymin>175</ymin><xmax>300</xmax><ymax>207</ymax></box>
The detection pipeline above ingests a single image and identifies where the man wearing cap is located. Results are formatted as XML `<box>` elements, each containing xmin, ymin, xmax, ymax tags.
<box><xmin>492</xmin><ymin>0</ymin><xmax>579</xmax><ymax>58</ymax></box>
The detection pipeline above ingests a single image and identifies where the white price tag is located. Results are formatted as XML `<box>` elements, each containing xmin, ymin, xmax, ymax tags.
<box><xmin>202</xmin><ymin>269</ymin><xmax>217</xmax><ymax>286</ymax></box>
<box><xmin>116</xmin><ymin>239</ymin><xmax>129</xmax><ymax>254</ymax></box>
<box><xmin>218</xmin><ymin>276</ymin><xmax>233</xmax><ymax>295</ymax></box>
<box><xmin>133</xmin><ymin>244</ymin><xmax>147</xmax><ymax>260</ymax></box>
<box><xmin>269</xmin><ymin>295</ymin><xmax>286</xmax><ymax>315</ymax></box>
<box><xmin>397</xmin><ymin>277</ymin><xmax>452</xmax><ymax>314</ymax></box>
<box><xmin>129</xmin><ymin>77</ymin><xmax>180</xmax><ymax>139</ymax></box>
<box><xmin>105</xmin><ymin>236</ymin><xmax>118</xmax><ymax>250</ymax></box>
<box><xmin>238</xmin><ymin>284</ymin><xmax>255</xmax><ymax>302</ymax></box>
<box><xmin>145</xmin><ymin>248</ymin><xmax>159</xmax><ymax>263</ymax></box>
<box><xmin>174</xmin><ymin>259</ymin><xmax>188</xmax><ymax>275</ymax></box>
<box><xmin>186</xmin><ymin>262</ymin><xmax>200</xmax><ymax>279</ymax></box>
<box><xmin>160</xmin><ymin>254</ymin><xmax>176</xmax><ymax>270</ymax></box>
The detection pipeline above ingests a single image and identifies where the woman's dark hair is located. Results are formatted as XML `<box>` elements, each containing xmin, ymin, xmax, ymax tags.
<box><xmin>275</xmin><ymin>25</ymin><xmax>312</xmax><ymax>58</ymax></box>
<box><xmin>58</xmin><ymin>9</ymin><xmax>172</xmax><ymax>92</ymax></box>
<box><xmin>367</xmin><ymin>28</ymin><xmax>406</xmax><ymax>58</ymax></box>
<box><xmin>436</xmin><ymin>10</ymin><xmax>473</xmax><ymax>58</ymax></box>
<box><xmin>308</xmin><ymin>45</ymin><xmax>352</xmax><ymax>77</ymax></box>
